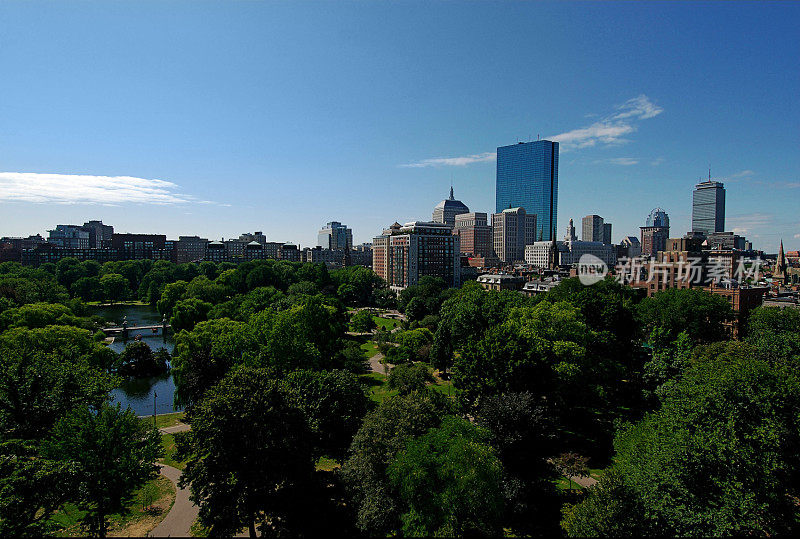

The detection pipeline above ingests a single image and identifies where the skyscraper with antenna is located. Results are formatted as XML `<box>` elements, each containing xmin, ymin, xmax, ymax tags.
<box><xmin>692</xmin><ymin>170</ymin><xmax>726</xmax><ymax>235</ymax></box>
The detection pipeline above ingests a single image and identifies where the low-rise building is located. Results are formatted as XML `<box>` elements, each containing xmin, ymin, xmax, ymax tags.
<box><xmin>476</xmin><ymin>273</ymin><xmax>524</xmax><ymax>291</ymax></box>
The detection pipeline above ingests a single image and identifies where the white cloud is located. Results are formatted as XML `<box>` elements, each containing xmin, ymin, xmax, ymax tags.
<box><xmin>650</xmin><ymin>157</ymin><xmax>665</xmax><ymax>166</ymax></box>
<box><xmin>786</xmin><ymin>182</ymin><xmax>800</xmax><ymax>188</ymax></box>
<box><xmin>401</xmin><ymin>152</ymin><xmax>496</xmax><ymax>168</ymax></box>
<box><xmin>730</xmin><ymin>169</ymin><xmax>755</xmax><ymax>178</ymax></box>
<box><xmin>610</xmin><ymin>94</ymin><xmax>664</xmax><ymax>120</ymax></box>
<box><xmin>402</xmin><ymin>94</ymin><xmax>662</xmax><ymax>166</ymax></box>
<box><xmin>550</xmin><ymin>94</ymin><xmax>662</xmax><ymax>151</ymax></box>
<box><xmin>794</xmin><ymin>233</ymin><xmax>800</xmax><ymax>239</ymax></box>
<box><xmin>595</xmin><ymin>157</ymin><xmax>639</xmax><ymax>166</ymax></box>
<box><xmin>727</xmin><ymin>212</ymin><xmax>773</xmax><ymax>235</ymax></box>
<box><xmin>0</xmin><ymin>172</ymin><xmax>202</xmax><ymax>205</ymax></box>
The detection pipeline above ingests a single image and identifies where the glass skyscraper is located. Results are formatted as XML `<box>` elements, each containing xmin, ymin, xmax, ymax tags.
<box><xmin>691</xmin><ymin>180</ymin><xmax>725</xmax><ymax>235</ymax></box>
<box><xmin>496</xmin><ymin>140</ymin><xmax>559</xmax><ymax>241</ymax></box>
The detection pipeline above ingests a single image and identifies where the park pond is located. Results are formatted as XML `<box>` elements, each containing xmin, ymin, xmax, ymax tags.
<box><xmin>92</xmin><ymin>304</ymin><xmax>182</xmax><ymax>416</ymax></box>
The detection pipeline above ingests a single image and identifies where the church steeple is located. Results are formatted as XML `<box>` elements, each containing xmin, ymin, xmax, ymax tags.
<box><xmin>776</xmin><ymin>239</ymin><xmax>787</xmax><ymax>279</ymax></box>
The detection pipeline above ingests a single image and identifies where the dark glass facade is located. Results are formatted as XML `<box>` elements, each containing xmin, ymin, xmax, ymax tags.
<box><xmin>692</xmin><ymin>181</ymin><xmax>725</xmax><ymax>235</ymax></box>
<box><xmin>496</xmin><ymin>140</ymin><xmax>559</xmax><ymax>241</ymax></box>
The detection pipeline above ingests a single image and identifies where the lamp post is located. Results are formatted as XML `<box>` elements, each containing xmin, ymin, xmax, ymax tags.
<box><xmin>153</xmin><ymin>391</ymin><xmax>157</xmax><ymax>428</ymax></box>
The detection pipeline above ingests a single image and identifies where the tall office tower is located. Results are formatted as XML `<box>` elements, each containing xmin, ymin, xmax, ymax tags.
<box><xmin>496</xmin><ymin>140</ymin><xmax>558</xmax><ymax>241</ymax></box>
<box><xmin>432</xmin><ymin>187</ymin><xmax>470</xmax><ymax>227</ymax></box>
<box><xmin>317</xmin><ymin>221</ymin><xmax>353</xmax><ymax>250</ymax></box>
<box><xmin>581</xmin><ymin>215</ymin><xmax>604</xmax><ymax>242</ymax></box>
<box><xmin>454</xmin><ymin>212</ymin><xmax>493</xmax><ymax>257</ymax></box>
<box><xmin>372</xmin><ymin>221</ymin><xmax>460</xmax><ymax>290</ymax></box>
<box><xmin>602</xmin><ymin>223</ymin><xmax>613</xmax><ymax>245</ymax></box>
<box><xmin>692</xmin><ymin>179</ymin><xmax>725</xmax><ymax>235</ymax></box>
<box><xmin>82</xmin><ymin>220</ymin><xmax>114</xmax><ymax>248</ymax></box>
<box><xmin>640</xmin><ymin>207</ymin><xmax>670</xmax><ymax>256</ymax></box>
<box><xmin>491</xmin><ymin>207</ymin><xmax>537</xmax><ymax>264</ymax></box>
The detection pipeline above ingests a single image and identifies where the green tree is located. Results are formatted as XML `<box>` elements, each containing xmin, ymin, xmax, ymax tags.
<box><xmin>341</xmin><ymin>390</ymin><xmax>452</xmax><ymax>534</ymax></box>
<box><xmin>0</xmin><ymin>327</ymin><xmax>116</xmax><ymax>439</ymax></box>
<box><xmin>387</xmin><ymin>362</ymin><xmax>434</xmax><ymax>394</ymax></box>
<box><xmin>250</xmin><ymin>296</ymin><xmax>346</xmax><ymax>372</ymax></box>
<box><xmin>180</xmin><ymin>368</ymin><xmax>314</xmax><ymax>538</ymax></box>
<box><xmin>349</xmin><ymin>309</ymin><xmax>377</xmax><ymax>333</ymax></box>
<box><xmin>156</xmin><ymin>280</ymin><xmax>187</xmax><ymax>317</ymax></box>
<box><xmin>115</xmin><ymin>341</ymin><xmax>169</xmax><ymax>378</ymax></box>
<box><xmin>431</xmin><ymin>281</ymin><xmax>525</xmax><ymax>373</ymax></box>
<box><xmin>0</xmin><ymin>302</ymin><xmax>82</xmax><ymax>331</ymax></box>
<box><xmin>475</xmin><ymin>392</ymin><xmax>560</xmax><ymax>536</ymax></box>
<box><xmin>71</xmin><ymin>276</ymin><xmax>102</xmax><ymax>302</ymax></box>
<box><xmin>99</xmin><ymin>273</ymin><xmax>129</xmax><ymax>305</ymax></box>
<box><xmin>171</xmin><ymin>318</ymin><xmax>256</xmax><ymax>411</ymax></box>
<box><xmin>185</xmin><ymin>275</ymin><xmax>230</xmax><ymax>305</ymax></box>
<box><xmin>637</xmin><ymin>287</ymin><xmax>733</xmax><ymax>346</ymax></box>
<box><xmin>0</xmin><ymin>440</ymin><xmax>77</xmax><ymax>536</ymax></box>
<box><xmin>388</xmin><ymin>416</ymin><xmax>505</xmax><ymax>537</ymax></box>
<box><xmin>746</xmin><ymin>306</ymin><xmax>800</xmax><ymax>365</ymax></box>
<box><xmin>564</xmin><ymin>351</ymin><xmax>800</xmax><ymax>536</ymax></box>
<box><xmin>170</xmin><ymin>297</ymin><xmax>212</xmax><ymax>333</ymax></box>
<box><xmin>282</xmin><ymin>369</ymin><xmax>369</xmax><ymax>460</ymax></box>
<box><xmin>56</xmin><ymin>257</ymin><xmax>87</xmax><ymax>293</ymax></box>
<box><xmin>552</xmin><ymin>452</ymin><xmax>590</xmax><ymax>492</ymax></box>
<box><xmin>43</xmin><ymin>403</ymin><xmax>162</xmax><ymax>538</ymax></box>
<box><xmin>452</xmin><ymin>300</ymin><xmax>589</xmax><ymax>408</ymax></box>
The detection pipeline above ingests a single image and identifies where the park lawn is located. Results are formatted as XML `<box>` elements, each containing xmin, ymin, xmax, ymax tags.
<box><xmin>429</xmin><ymin>379</ymin><xmax>458</xmax><ymax>398</ymax></box>
<box><xmin>373</xmin><ymin>316</ymin><xmax>400</xmax><ymax>331</ymax></box>
<box><xmin>49</xmin><ymin>475</ymin><xmax>175</xmax><ymax>537</ymax></box>
<box><xmin>360</xmin><ymin>372</ymin><xmax>396</xmax><ymax>403</ymax></box>
<box><xmin>360</xmin><ymin>340</ymin><xmax>379</xmax><ymax>358</ymax></box>
<box><xmin>140</xmin><ymin>412</ymin><xmax>185</xmax><ymax>430</ymax></box>
<box><xmin>159</xmin><ymin>433</ymin><xmax>187</xmax><ymax>471</ymax></box>
<box><xmin>316</xmin><ymin>456</ymin><xmax>341</xmax><ymax>472</ymax></box>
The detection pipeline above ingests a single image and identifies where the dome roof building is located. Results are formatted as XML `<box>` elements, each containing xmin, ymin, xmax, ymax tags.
<box><xmin>432</xmin><ymin>187</ymin><xmax>470</xmax><ymax>227</ymax></box>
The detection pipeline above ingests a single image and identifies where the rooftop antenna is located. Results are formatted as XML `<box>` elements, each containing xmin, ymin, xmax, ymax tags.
<box><xmin>537</xmin><ymin>133</ymin><xmax>540</xmax><ymax>141</ymax></box>
<box><xmin>708</xmin><ymin>164</ymin><xmax>711</xmax><ymax>182</ymax></box>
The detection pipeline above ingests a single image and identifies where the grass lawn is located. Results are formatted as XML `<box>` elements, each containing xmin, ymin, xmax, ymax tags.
<box><xmin>373</xmin><ymin>316</ymin><xmax>400</xmax><ymax>331</ymax></box>
<box><xmin>360</xmin><ymin>340</ymin><xmax>379</xmax><ymax>359</ymax></box>
<box><xmin>140</xmin><ymin>412</ymin><xmax>185</xmax><ymax>430</ymax></box>
<box><xmin>316</xmin><ymin>456</ymin><xmax>341</xmax><ymax>472</ymax></box>
<box><xmin>50</xmin><ymin>475</ymin><xmax>175</xmax><ymax>537</ymax></box>
<box><xmin>359</xmin><ymin>372</ymin><xmax>396</xmax><ymax>403</ymax></box>
<box><xmin>159</xmin><ymin>433</ymin><xmax>187</xmax><ymax>471</ymax></box>
<box><xmin>429</xmin><ymin>379</ymin><xmax>457</xmax><ymax>398</ymax></box>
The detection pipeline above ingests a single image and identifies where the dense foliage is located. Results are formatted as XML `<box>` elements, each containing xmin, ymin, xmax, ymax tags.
<box><xmin>2</xmin><ymin>257</ymin><xmax>798</xmax><ymax>537</ymax></box>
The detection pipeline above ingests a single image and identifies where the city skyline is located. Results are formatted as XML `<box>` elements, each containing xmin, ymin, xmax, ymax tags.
<box><xmin>1</xmin><ymin>2</ymin><xmax>798</xmax><ymax>251</ymax></box>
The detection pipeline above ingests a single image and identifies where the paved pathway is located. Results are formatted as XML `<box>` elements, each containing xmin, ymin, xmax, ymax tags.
<box><xmin>566</xmin><ymin>474</ymin><xmax>598</xmax><ymax>488</ymax></box>
<box><xmin>368</xmin><ymin>352</ymin><xmax>393</xmax><ymax>375</ymax></box>
<box><xmin>149</xmin><ymin>463</ymin><xmax>198</xmax><ymax>537</ymax></box>
<box><xmin>159</xmin><ymin>423</ymin><xmax>190</xmax><ymax>435</ymax></box>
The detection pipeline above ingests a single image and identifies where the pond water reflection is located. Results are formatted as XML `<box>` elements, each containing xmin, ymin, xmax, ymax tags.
<box><xmin>92</xmin><ymin>304</ymin><xmax>182</xmax><ymax>416</ymax></box>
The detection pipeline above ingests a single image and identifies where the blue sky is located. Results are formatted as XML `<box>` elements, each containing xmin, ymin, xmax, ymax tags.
<box><xmin>1</xmin><ymin>1</ymin><xmax>798</xmax><ymax>251</ymax></box>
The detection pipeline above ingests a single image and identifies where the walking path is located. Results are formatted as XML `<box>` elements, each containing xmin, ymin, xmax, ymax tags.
<box><xmin>149</xmin><ymin>463</ymin><xmax>198</xmax><ymax>537</ymax></box>
<box><xmin>567</xmin><ymin>474</ymin><xmax>598</xmax><ymax>488</ymax></box>
<box><xmin>149</xmin><ymin>423</ymin><xmax>197</xmax><ymax>537</ymax></box>
<box><xmin>160</xmin><ymin>423</ymin><xmax>190</xmax><ymax>435</ymax></box>
<box><xmin>369</xmin><ymin>352</ymin><xmax>395</xmax><ymax>375</ymax></box>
